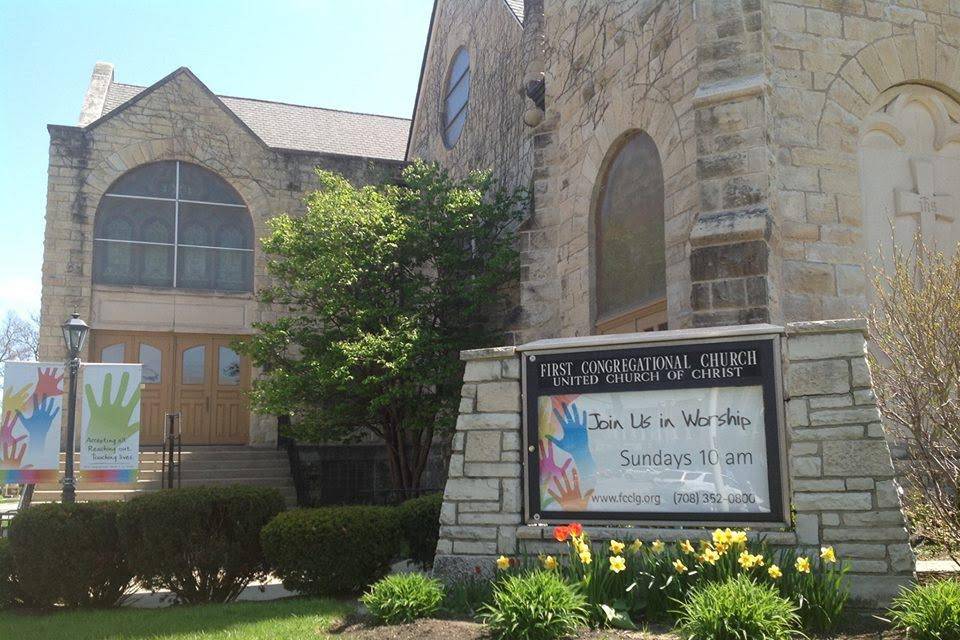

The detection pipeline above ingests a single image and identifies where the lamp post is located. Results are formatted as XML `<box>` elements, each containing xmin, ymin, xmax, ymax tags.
<box><xmin>61</xmin><ymin>312</ymin><xmax>89</xmax><ymax>504</ymax></box>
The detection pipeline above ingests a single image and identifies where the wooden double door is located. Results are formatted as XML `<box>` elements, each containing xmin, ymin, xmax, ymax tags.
<box><xmin>90</xmin><ymin>331</ymin><xmax>250</xmax><ymax>445</ymax></box>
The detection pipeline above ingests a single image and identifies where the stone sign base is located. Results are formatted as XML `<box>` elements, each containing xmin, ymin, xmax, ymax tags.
<box><xmin>433</xmin><ymin>320</ymin><xmax>914</xmax><ymax>606</ymax></box>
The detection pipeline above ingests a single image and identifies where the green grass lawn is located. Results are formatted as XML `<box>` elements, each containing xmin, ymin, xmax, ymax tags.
<box><xmin>0</xmin><ymin>597</ymin><xmax>353</xmax><ymax>640</ymax></box>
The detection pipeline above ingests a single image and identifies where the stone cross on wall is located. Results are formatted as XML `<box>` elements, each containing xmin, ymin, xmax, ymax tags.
<box><xmin>894</xmin><ymin>157</ymin><xmax>955</xmax><ymax>247</ymax></box>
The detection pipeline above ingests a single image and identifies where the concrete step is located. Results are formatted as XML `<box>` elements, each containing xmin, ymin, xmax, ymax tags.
<box><xmin>179</xmin><ymin>467</ymin><xmax>292</xmax><ymax>479</ymax></box>
<box><xmin>177</xmin><ymin>476</ymin><xmax>295</xmax><ymax>487</ymax></box>
<box><xmin>32</xmin><ymin>445</ymin><xmax>297</xmax><ymax>506</ymax></box>
<box><xmin>32</xmin><ymin>484</ymin><xmax>298</xmax><ymax>503</ymax></box>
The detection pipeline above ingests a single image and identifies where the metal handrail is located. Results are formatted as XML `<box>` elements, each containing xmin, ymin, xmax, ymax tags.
<box><xmin>161</xmin><ymin>412</ymin><xmax>182</xmax><ymax>489</ymax></box>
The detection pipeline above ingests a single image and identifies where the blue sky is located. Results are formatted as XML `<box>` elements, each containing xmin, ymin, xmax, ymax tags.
<box><xmin>0</xmin><ymin>0</ymin><xmax>433</xmax><ymax>321</ymax></box>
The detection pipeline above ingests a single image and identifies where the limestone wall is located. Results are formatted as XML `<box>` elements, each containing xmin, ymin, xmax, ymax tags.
<box><xmin>766</xmin><ymin>1</ymin><xmax>960</xmax><ymax>320</ymax></box>
<box><xmin>519</xmin><ymin>0</ymin><xmax>787</xmax><ymax>341</ymax></box>
<box><xmin>406</xmin><ymin>0</ymin><xmax>531</xmax><ymax>190</ymax></box>
<box><xmin>434</xmin><ymin>319</ymin><xmax>913</xmax><ymax>605</ymax></box>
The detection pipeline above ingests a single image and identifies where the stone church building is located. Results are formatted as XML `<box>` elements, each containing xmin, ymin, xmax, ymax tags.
<box><xmin>39</xmin><ymin>0</ymin><xmax>960</xmax><ymax>454</ymax></box>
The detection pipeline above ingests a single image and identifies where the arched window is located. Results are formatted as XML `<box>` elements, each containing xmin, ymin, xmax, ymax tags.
<box><xmin>442</xmin><ymin>47</ymin><xmax>470</xmax><ymax>148</ymax></box>
<box><xmin>93</xmin><ymin>161</ymin><xmax>253</xmax><ymax>292</ymax></box>
<box><xmin>594</xmin><ymin>131</ymin><xmax>667</xmax><ymax>334</ymax></box>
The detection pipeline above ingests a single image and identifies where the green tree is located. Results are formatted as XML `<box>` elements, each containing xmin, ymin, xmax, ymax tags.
<box><xmin>240</xmin><ymin>161</ymin><xmax>526</xmax><ymax>493</ymax></box>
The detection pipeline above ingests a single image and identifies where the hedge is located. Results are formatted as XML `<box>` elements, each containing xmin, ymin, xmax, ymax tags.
<box><xmin>117</xmin><ymin>485</ymin><xmax>285</xmax><ymax>604</ymax></box>
<box><xmin>397</xmin><ymin>493</ymin><xmax>443</xmax><ymax>567</ymax></box>
<box><xmin>262</xmin><ymin>505</ymin><xmax>401</xmax><ymax>595</ymax></box>
<box><xmin>0</xmin><ymin>538</ymin><xmax>18</xmax><ymax>609</ymax></box>
<box><xmin>8</xmin><ymin>501</ymin><xmax>132</xmax><ymax>608</ymax></box>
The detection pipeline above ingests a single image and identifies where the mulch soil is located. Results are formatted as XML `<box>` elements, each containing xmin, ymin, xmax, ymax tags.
<box><xmin>329</xmin><ymin>614</ymin><xmax>907</xmax><ymax>639</ymax></box>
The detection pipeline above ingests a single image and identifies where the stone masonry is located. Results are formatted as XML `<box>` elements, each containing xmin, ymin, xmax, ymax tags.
<box><xmin>434</xmin><ymin>319</ymin><xmax>912</xmax><ymax>605</ymax></box>
<box><xmin>408</xmin><ymin>0</ymin><xmax>960</xmax><ymax>342</ymax></box>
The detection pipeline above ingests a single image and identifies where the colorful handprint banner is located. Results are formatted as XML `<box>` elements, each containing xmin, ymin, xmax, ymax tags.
<box><xmin>0</xmin><ymin>362</ymin><xmax>65</xmax><ymax>483</ymax></box>
<box><xmin>523</xmin><ymin>335</ymin><xmax>788</xmax><ymax>525</ymax></box>
<box><xmin>79</xmin><ymin>363</ymin><xmax>141</xmax><ymax>482</ymax></box>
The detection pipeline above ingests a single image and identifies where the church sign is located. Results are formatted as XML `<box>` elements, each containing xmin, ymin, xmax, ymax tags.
<box><xmin>522</xmin><ymin>333</ymin><xmax>788</xmax><ymax>525</ymax></box>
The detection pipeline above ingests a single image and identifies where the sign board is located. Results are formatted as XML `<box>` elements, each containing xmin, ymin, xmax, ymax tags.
<box><xmin>0</xmin><ymin>362</ymin><xmax>65</xmax><ymax>483</ymax></box>
<box><xmin>79</xmin><ymin>363</ymin><xmax>141</xmax><ymax>482</ymax></box>
<box><xmin>522</xmin><ymin>334</ymin><xmax>787</xmax><ymax>525</ymax></box>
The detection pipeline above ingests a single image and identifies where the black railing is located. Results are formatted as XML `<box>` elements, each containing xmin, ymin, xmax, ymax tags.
<box><xmin>161</xmin><ymin>412</ymin><xmax>182</xmax><ymax>489</ymax></box>
<box><xmin>281</xmin><ymin>440</ymin><xmax>447</xmax><ymax>507</ymax></box>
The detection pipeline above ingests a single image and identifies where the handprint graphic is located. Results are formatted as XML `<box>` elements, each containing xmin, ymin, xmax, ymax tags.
<box><xmin>0</xmin><ymin>411</ymin><xmax>25</xmax><ymax>448</ymax></box>
<box><xmin>0</xmin><ymin>438</ymin><xmax>27</xmax><ymax>469</ymax></box>
<box><xmin>84</xmin><ymin>371</ymin><xmax>140</xmax><ymax>445</ymax></box>
<box><xmin>16</xmin><ymin>396</ymin><xmax>60</xmax><ymax>445</ymax></box>
<box><xmin>547</xmin><ymin>402</ymin><xmax>597</xmax><ymax>478</ymax></box>
<box><xmin>2</xmin><ymin>383</ymin><xmax>31</xmax><ymax>415</ymax></box>
<box><xmin>539</xmin><ymin>438</ymin><xmax>572</xmax><ymax>507</ymax></box>
<box><xmin>546</xmin><ymin>467</ymin><xmax>595</xmax><ymax>511</ymax></box>
<box><xmin>34</xmin><ymin>367</ymin><xmax>64</xmax><ymax>400</ymax></box>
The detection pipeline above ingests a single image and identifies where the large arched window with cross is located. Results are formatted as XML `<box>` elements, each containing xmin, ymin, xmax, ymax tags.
<box><xmin>93</xmin><ymin>161</ymin><xmax>254</xmax><ymax>292</ymax></box>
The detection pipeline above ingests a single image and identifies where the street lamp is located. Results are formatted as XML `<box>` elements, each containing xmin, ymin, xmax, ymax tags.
<box><xmin>61</xmin><ymin>312</ymin><xmax>89</xmax><ymax>504</ymax></box>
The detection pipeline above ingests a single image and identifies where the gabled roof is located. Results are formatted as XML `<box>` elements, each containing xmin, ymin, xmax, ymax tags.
<box><xmin>96</xmin><ymin>70</ymin><xmax>410</xmax><ymax>161</ymax></box>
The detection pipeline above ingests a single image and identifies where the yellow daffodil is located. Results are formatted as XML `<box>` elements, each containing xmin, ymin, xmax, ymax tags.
<box><xmin>629</xmin><ymin>539</ymin><xmax>643</xmax><ymax>553</ymax></box>
<box><xmin>609</xmin><ymin>555</ymin><xmax>626</xmax><ymax>573</ymax></box>
<box><xmin>768</xmin><ymin>564</ymin><xmax>782</xmax><ymax>579</ymax></box>
<box><xmin>699</xmin><ymin>547</ymin><xmax>720</xmax><ymax>565</ymax></box>
<box><xmin>542</xmin><ymin>555</ymin><xmax>558</xmax><ymax>570</ymax></box>
<box><xmin>796</xmin><ymin>557</ymin><xmax>811</xmax><ymax>574</ymax></box>
<box><xmin>715</xmin><ymin>541</ymin><xmax>730</xmax><ymax>555</ymax></box>
<box><xmin>731</xmin><ymin>530</ymin><xmax>748</xmax><ymax>545</ymax></box>
<box><xmin>738</xmin><ymin>550</ymin><xmax>755</xmax><ymax>569</ymax></box>
<box><xmin>579</xmin><ymin>549</ymin><xmax>592</xmax><ymax>565</ymax></box>
<box><xmin>610</xmin><ymin>540</ymin><xmax>625</xmax><ymax>555</ymax></box>
<box><xmin>679</xmin><ymin>539</ymin><xmax>695</xmax><ymax>554</ymax></box>
<box><xmin>496</xmin><ymin>555</ymin><xmax>511</xmax><ymax>571</ymax></box>
<box><xmin>754</xmin><ymin>554</ymin><xmax>765</xmax><ymax>567</ymax></box>
<box><xmin>698</xmin><ymin>539</ymin><xmax>711</xmax><ymax>551</ymax></box>
<box><xmin>712</xmin><ymin>528</ymin><xmax>736</xmax><ymax>546</ymax></box>
<box><xmin>673</xmin><ymin>559</ymin><xmax>688</xmax><ymax>574</ymax></box>
<box><xmin>651</xmin><ymin>539</ymin><xmax>665</xmax><ymax>553</ymax></box>
<box><xmin>820</xmin><ymin>546</ymin><xmax>836</xmax><ymax>563</ymax></box>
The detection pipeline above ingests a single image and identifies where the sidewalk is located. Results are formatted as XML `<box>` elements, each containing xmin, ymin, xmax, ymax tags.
<box><xmin>125</xmin><ymin>577</ymin><xmax>297</xmax><ymax>608</ymax></box>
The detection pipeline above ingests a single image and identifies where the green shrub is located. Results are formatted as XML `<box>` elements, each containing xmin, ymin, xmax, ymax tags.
<box><xmin>361</xmin><ymin>572</ymin><xmax>444</xmax><ymax>624</ymax></box>
<box><xmin>397</xmin><ymin>493</ymin><xmax>442</xmax><ymax>568</ymax></box>
<box><xmin>9</xmin><ymin>502</ymin><xmax>132</xmax><ymax>608</ymax></box>
<box><xmin>0</xmin><ymin>538</ymin><xmax>19</xmax><ymax>609</ymax></box>
<box><xmin>443</xmin><ymin>573</ymin><xmax>493</xmax><ymax>618</ymax></box>
<box><xmin>480</xmin><ymin>570</ymin><xmax>589</xmax><ymax>640</ymax></box>
<box><xmin>118</xmin><ymin>485</ymin><xmax>284</xmax><ymax>604</ymax></box>
<box><xmin>889</xmin><ymin>579</ymin><xmax>960</xmax><ymax>640</ymax></box>
<box><xmin>676</xmin><ymin>575</ymin><xmax>802</xmax><ymax>640</ymax></box>
<box><xmin>262</xmin><ymin>505</ymin><xmax>401</xmax><ymax>596</ymax></box>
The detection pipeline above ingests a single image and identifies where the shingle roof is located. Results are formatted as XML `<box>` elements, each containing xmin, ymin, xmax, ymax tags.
<box><xmin>502</xmin><ymin>0</ymin><xmax>524</xmax><ymax>23</ymax></box>
<box><xmin>101</xmin><ymin>81</ymin><xmax>410</xmax><ymax>161</ymax></box>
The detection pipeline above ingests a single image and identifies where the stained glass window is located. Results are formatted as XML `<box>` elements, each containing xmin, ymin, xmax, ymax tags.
<box><xmin>93</xmin><ymin>161</ymin><xmax>253</xmax><ymax>292</ymax></box>
<box><xmin>594</xmin><ymin>131</ymin><xmax>667</xmax><ymax>326</ymax></box>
